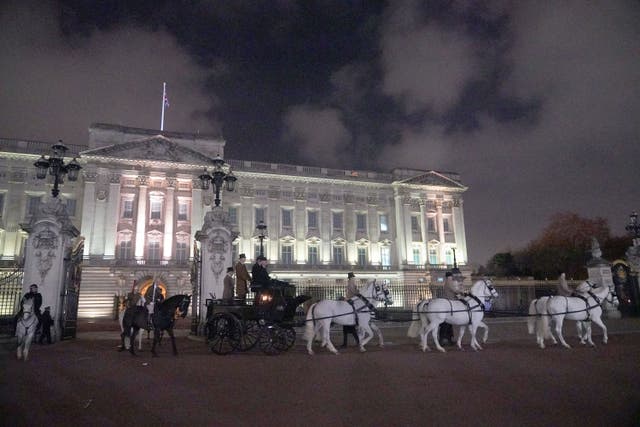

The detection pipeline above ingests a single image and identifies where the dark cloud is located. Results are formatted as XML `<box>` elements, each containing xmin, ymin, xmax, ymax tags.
<box><xmin>1</xmin><ymin>0</ymin><xmax>639</xmax><ymax>265</ymax></box>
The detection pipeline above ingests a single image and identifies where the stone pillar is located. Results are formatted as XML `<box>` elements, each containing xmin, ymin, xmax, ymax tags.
<box><xmin>134</xmin><ymin>177</ymin><xmax>148</xmax><ymax>259</ymax></box>
<box><xmin>21</xmin><ymin>197</ymin><xmax>80</xmax><ymax>342</ymax></box>
<box><xmin>103</xmin><ymin>175</ymin><xmax>121</xmax><ymax>258</ymax></box>
<box><xmin>195</xmin><ymin>206</ymin><xmax>237</xmax><ymax>332</ymax></box>
<box><xmin>587</xmin><ymin>238</ymin><xmax>620</xmax><ymax>319</ymax></box>
<box><xmin>163</xmin><ymin>178</ymin><xmax>175</xmax><ymax>261</ymax></box>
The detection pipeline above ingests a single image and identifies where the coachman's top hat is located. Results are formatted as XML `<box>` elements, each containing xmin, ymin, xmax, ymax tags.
<box><xmin>348</xmin><ymin>272</ymin><xmax>355</xmax><ymax>279</ymax></box>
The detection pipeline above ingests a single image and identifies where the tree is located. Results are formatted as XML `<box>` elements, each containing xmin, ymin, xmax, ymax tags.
<box><xmin>522</xmin><ymin>212</ymin><xmax>610</xmax><ymax>279</ymax></box>
<box><xmin>483</xmin><ymin>252</ymin><xmax>521</xmax><ymax>277</ymax></box>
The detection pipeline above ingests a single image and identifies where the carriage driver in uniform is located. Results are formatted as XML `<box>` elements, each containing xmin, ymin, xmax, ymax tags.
<box><xmin>251</xmin><ymin>255</ymin><xmax>271</xmax><ymax>290</ymax></box>
<box><xmin>234</xmin><ymin>254</ymin><xmax>252</xmax><ymax>303</ymax></box>
<box><xmin>440</xmin><ymin>271</ymin><xmax>464</xmax><ymax>345</ymax></box>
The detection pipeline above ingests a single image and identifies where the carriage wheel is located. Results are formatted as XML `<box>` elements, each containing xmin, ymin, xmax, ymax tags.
<box><xmin>234</xmin><ymin>319</ymin><xmax>259</xmax><ymax>352</ymax></box>
<box><xmin>207</xmin><ymin>313</ymin><xmax>241</xmax><ymax>355</ymax></box>
<box><xmin>273</xmin><ymin>326</ymin><xmax>296</xmax><ymax>351</ymax></box>
<box><xmin>258</xmin><ymin>325</ymin><xmax>286</xmax><ymax>355</ymax></box>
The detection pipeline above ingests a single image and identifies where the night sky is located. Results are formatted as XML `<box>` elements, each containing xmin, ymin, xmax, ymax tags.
<box><xmin>1</xmin><ymin>0</ymin><xmax>639</xmax><ymax>266</ymax></box>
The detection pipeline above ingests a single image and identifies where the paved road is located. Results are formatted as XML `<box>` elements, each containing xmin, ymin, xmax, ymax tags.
<box><xmin>2</xmin><ymin>317</ymin><xmax>639</xmax><ymax>426</ymax></box>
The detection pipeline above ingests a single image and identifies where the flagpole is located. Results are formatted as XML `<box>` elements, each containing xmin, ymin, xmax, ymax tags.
<box><xmin>160</xmin><ymin>82</ymin><xmax>166</xmax><ymax>131</ymax></box>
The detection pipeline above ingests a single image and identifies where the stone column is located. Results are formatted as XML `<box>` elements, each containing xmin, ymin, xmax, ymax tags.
<box><xmin>134</xmin><ymin>176</ymin><xmax>148</xmax><ymax>259</ymax></box>
<box><xmin>21</xmin><ymin>197</ymin><xmax>80</xmax><ymax>342</ymax></box>
<box><xmin>195</xmin><ymin>206</ymin><xmax>237</xmax><ymax>332</ymax></box>
<box><xmin>587</xmin><ymin>238</ymin><xmax>620</xmax><ymax>319</ymax></box>
<box><xmin>163</xmin><ymin>178</ymin><xmax>175</xmax><ymax>261</ymax></box>
<box><xmin>103</xmin><ymin>174</ymin><xmax>121</xmax><ymax>258</ymax></box>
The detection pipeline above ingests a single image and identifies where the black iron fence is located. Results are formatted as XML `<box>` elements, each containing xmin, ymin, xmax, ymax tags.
<box><xmin>0</xmin><ymin>267</ymin><xmax>24</xmax><ymax>334</ymax></box>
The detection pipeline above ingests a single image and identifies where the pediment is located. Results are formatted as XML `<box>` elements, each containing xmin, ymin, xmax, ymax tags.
<box><xmin>80</xmin><ymin>136</ymin><xmax>216</xmax><ymax>165</ymax></box>
<box><xmin>398</xmin><ymin>171</ymin><xmax>465</xmax><ymax>189</ymax></box>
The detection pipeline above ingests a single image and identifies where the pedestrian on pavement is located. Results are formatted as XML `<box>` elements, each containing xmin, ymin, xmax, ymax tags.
<box><xmin>342</xmin><ymin>272</ymin><xmax>360</xmax><ymax>348</ymax></box>
<box><xmin>39</xmin><ymin>306</ymin><xmax>54</xmax><ymax>344</ymax></box>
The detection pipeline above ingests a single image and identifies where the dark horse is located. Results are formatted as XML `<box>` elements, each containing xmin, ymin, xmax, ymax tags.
<box><xmin>120</xmin><ymin>294</ymin><xmax>191</xmax><ymax>357</ymax></box>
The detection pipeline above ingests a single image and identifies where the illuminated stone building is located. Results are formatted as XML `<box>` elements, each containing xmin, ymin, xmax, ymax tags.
<box><xmin>0</xmin><ymin>123</ymin><xmax>468</xmax><ymax>317</ymax></box>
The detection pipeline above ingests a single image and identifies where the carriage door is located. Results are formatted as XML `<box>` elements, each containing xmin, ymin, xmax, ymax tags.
<box><xmin>60</xmin><ymin>239</ymin><xmax>83</xmax><ymax>340</ymax></box>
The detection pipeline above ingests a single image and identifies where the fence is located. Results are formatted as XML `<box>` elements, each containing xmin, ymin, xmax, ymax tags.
<box><xmin>0</xmin><ymin>267</ymin><xmax>24</xmax><ymax>333</ymax></box>
<box><xmin>278</xmin><ymin>278</ymin><xmax>562</xmax><ymax>319</ymax></box>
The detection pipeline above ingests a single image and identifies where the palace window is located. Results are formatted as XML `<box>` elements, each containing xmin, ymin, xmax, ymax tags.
<box><xmin>308</xmin><ymin>211</ymin><xmax>318</xmax><ymax>229</ymax></box>
<box><xmin>148</xmin><ymin>241</ymin><xmax>161</xmax><ymax>263</ymax></box>
<box><xmin>427</xmin><ymin>217</ymin><xmax>436</xmax><ymax>232</ymax></box>
<box><xmin>177</xmin><ymin>200</ymin><xmax>189</xmax><ymax>221</ymax></box>
<box><xmin>332</xmin><ymin>212</ymin><xmax>343</xmax><ymax>231</ymax></box>
<box><xmin>357</xmin><ymin>247</ymin><xmax>367</xmax><ymax>266</ymax></box>
<box><xmin>332</xmin><ymin>245</ymin><xmax>344</xmax><ymax>265</ymax></box>
<box><xmin>176</xmin><ymin>242</ymin><xmax>188</xmax><ymax>263</ymax></box>
<box><xmin>380</xmin><ymin>246</ymin><xmax>391</xmax><ymax>268</ymax></box>
<box><xmin>0</xmin><ymin>193</ymin><xmax>4</xmax><ymax>217</ymax></box>
<box><xmin>429</xmin><ymin>248</ymin><xmax>438</xmax><ymax>265</ymax></box>
<box><xmin>443</xmin><ymin>217</ymin><xmax>451</xmax><ymax>233</ymax></box>
<box><xmin>281</xmin><ymin>245</ymin><xmax>293</xmax><ymax>265</ymax></box>
<box><xmin>282</xmin><ymin>209</ymin><xmax>292</xmax><ymax>228</ymax></box>
<box><xmin>379</xmin><ymin>214</ymin><xmax>389</xmax><ymax>233</ymax></box>
<box><xmin>150</xmin><ymin>199</ymin><xmax>162</xmax><ymax>220</ymax></box>
<box><xmin>26</xmin><ymin>195</ymin><xmax>41</xmax><ymax>217</ymax></box>
<box><xmin>308</xmin><ymin>245</ymin><xmax>318</xmax><ymax>265</ymax></box>
<box><xmin>445</xmin><ymin>248</ymin><xmax>453</xmax><ymax>265</ymax></box>
<box><xmin>117</xmin><ymin>233</ymin><xmax>133</xmax><ymax>260</ymax></box>
<box><xmin>255</xmin><ymin>207</ymin><xmax>265</xmax><ymax>224</ymax></box>
<box><xmin>122</xmin><ymin>199</ymin><xmax>134</xmax><ymax>219</ymax></box>
<box><xmin>228</xmin><ymin>207</ymin><xmax>238</xmax><ymax>225</ymax></box>
<box><xmin>356</xmin><ymin>213</ymin><xmax>367</xmax><ymax>232</ymax></box>
<box><xmin>411</xmin><ymin>216</ymin><xmax>420</xmax><ymax>233</ymax></box>
<box><xmin>412</xmin><ymin>248</ymin><xmax>421</xmax><ymax>265</ymax></box>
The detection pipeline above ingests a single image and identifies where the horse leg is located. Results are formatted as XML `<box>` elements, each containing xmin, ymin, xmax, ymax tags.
<box><xmin>371</xmin><ymin>322</ymin><xmax>384</xmax><ymax>347</ymax></box>
<box><xmin>480</xmin><ymin>321</ymin><xmax>489</xmax><ymax>344</ymax></box>
<box><xmin>553</xmin><ymin>316</ymin><xmax>571</xmax><ymax>349</ymax></box>
<box><xmin>456</xmin><ymin>326</ymin><xmax>466</xmax><ymax>350</ymax></box>
<box><xmin>534</xmin><ymin>317</ymin><xmax>545</xmax><ymax>349</ymax></box>
<box><xmin>323</xmin><ymin>321</ymin><xmax>339</xmax><ymax>355</ymax></box>
<box><xmin>429</xmin><ymin>320</ymin><xmax>445</xmax><ymax>353</ymax></box>
<box><xmin>119</xmin><ymin>330</ymin><xmax>127</xmax><ymax>352</ymax></box>
<box><xmin>469</xmin><ymin>323</ymin><xmax>482</xmax><ymax>351</ymax></box>
<box><xmin>16</xmin><ymin>336</ymin><xmax>23</xmax><ymax>360</ymax></box>
<box><xmin>590</xmin><ymin>316</ymin><xmax>607</xmax><ymax>345</ymax></box>
<box><xmin>358</xmin><ymin>324</ymin><xmax>374</xmax><ymax>352</ymax></box>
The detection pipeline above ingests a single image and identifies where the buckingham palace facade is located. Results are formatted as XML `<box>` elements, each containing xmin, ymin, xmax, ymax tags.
<box><xmin>0</xmin><ymin>123</ymin><xmax>468</xmax><ymax>318</ymax></box>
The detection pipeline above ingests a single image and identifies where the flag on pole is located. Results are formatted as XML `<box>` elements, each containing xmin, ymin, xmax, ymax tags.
<box><xmin>161</xmin><ymin>82</ymin><xmax>168</xmax><ymax>131</ymax></box>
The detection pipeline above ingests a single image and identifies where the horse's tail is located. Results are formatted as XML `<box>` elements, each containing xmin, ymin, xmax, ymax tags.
<box><xmin>303</xmin><ymin>303</ymin><xmax>317</xmax><ymax>342</ymax></box>
<box><xmin>407</xmin><ymin>319</ymin><xmax>421</xmax><ymax>338</ymax></box>
<box><xmin>527</xmin><ymin>299</ymin><xmax>537</xmax><ymax>334</ymax></box>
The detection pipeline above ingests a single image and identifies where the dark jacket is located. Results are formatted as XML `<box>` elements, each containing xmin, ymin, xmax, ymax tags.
<box><xmin>251</xmin><ymin>263</ymin><xmax>271</xmax><ymax>288</ymax></box>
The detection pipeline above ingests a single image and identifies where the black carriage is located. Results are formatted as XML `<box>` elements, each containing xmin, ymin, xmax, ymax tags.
<box><xmin>205</xmin><ymin>280</ymin><xmax>309</xmax><ymax>355</ymax></box>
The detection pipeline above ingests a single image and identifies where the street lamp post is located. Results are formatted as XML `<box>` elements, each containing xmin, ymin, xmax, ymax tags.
<box><xmin>33</xmin><ymin>140</ymin><xmax>82</xmax><ymax>198</ymax></box>
<box><xmin>256</xmin><ymin>220</ymin><xmax>267</xmax><ymax>257</ymax></box>
<box><xmin>198</xmin><ymin>155</ymin><xmax>237</xmax><ymax>207</ymax></box>
<box><xmin>626</xmin><ymin>211</ymin><xmax>640</xmax><ymax>239</ymax></box>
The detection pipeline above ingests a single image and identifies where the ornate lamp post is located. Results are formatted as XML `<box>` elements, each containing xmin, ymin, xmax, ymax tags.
<box><xmin>256</xmin><ymin>220</ymin><xmax>267</xmax><ymax>257</ymax></box>
<box><xmin>198</xmin><ymin>155</ymin><xmax>237</xmax><ymax>207</ymax></box>
<box><xmin>33</xmin><ymin>140</ymin><xmax>82</xmax><ymax>198</ymax></box>
<box><xmin>626</xmin><ymin>211</ymin><xmax>640</xmax><ymax>239</ymax></box>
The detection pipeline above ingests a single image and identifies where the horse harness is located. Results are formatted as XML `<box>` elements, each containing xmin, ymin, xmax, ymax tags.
<box><xmin>569</xmin><ymin>290</ymin><xmax>601</xmax><ymax>321</ymax></box>
<box><xmin>346</xmin><ymin>293</ymin><xmax>378</xmax><ymax>326</ymax></box>
<box><xmin>18</xmin><ymin>311</ymin><xmax>38</xmax><ymax>335</ymax></box>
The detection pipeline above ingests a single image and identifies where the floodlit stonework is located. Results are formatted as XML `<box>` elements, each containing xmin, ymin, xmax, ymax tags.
<box><xmin>0</xmin><ymin>123</ymin><xmax>469</xmax><ymax>317</ymax></box>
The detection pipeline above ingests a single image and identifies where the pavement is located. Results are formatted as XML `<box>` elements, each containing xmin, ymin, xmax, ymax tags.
<box><xmin>4</xmin><ymin>314</ymin><xmax>640</xmax><ymax>352</ymax></box>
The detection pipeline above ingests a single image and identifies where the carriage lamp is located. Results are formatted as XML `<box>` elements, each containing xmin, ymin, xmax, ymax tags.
<box><xmin>34</xmin><ymin>140</ymin><xmax>82</xmax><ymax>198</ymax></box>
<box><xmin>259</xmin><ymin>293</ymin><xmax>272</xmax><ymax>303</ymax></box>
<box><xmin>626</xmin><ymin>211</ymin><xmax>640</xmax><ymax>239</ymax></box>
<box><xmin>256</xmin><ymin>220</ymin><xmax>268</xmax><ymax>257</ymax></box>
<box><xmin>199</xmin><ymin>155</ymin><xmax>237</xmax><ymax>207</ymax></box>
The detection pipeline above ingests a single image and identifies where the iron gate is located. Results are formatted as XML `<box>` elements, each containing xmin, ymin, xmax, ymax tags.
<box><xmin>60</xmin><ymin>239</ymin><xmax>83</xmax><ymax>340</ymax></box>
<box><xmin>0</xmin><ymin>266</ymin><xmax>24</xmax><ymax>335</ymax></box>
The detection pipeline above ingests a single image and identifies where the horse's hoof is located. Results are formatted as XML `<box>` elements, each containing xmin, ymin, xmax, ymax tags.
<box><xmin>359</xmin><ymin>348</ymin><xmax>366</xmax><ymax>353</ymax></box>
<box><xmin>437</xmin><ymin>348</ymin><xmax>446</xmax><ymax>353</ymax></box>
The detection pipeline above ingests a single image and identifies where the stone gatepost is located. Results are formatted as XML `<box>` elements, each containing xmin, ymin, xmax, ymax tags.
<box><xmin>587</xmin><ymin>237</ymin><xmax>620</xmax><ymax>319</ymax></box>
<box><xmin>21</xmin><ymin>197</ymin><xmax>80</xmax><ymax>342</ymax></box>
<box><xmin>194</xmin><ymin>206</ymin><xmax>237</xmax><ymax>333</ymax></box>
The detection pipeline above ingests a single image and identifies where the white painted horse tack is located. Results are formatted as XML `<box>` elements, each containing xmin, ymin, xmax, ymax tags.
<box><xmin>304</xmin><ymin>280</ymin><xmax>392</xmax><ymax>355</ymax></box>
<box><xmin>16</xmin><ymin>298</ymin><xmax>39</xmax><ymax>361</ymax></box>
<box><xmin>546</xmin><ymin>282</ymin><xmax>614</xmax><ymax>348</ymax></box>
<box><xmin>415</xmin><ymin>279</ymin><xmax>498</xmax><ymax>352</ymax></box>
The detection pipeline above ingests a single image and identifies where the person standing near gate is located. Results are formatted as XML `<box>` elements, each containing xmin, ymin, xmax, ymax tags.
<box><xmin>341</xmin><ymin>272</ymin><xmax>360</xmax><ymax>348</ymax></box>
<box><xmin>235</xmin><ymin>254</ymin><xmax>251</xmax><ymax>303</ymax></box>
<box><xmin>38</xmin><ymin>306</ymin><xmax>54</xmax><ymax>344</ymax></box>
<box><xmin>223</xmin><ymin>267</ymin><xmax>235</xmax><ymax>302</ymax></box>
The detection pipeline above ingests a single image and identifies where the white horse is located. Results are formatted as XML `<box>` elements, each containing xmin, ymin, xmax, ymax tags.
<box><xmin>408</xmin><ymin>300</ymin><xmax>490</xmax><ymax>349</ymax></box>
<box><xmin>16</xmin><ymin>298</ymin><xmax>39</xmax><ymax>361</ymax></box>
<box><xmin>416</xmin><ymin>279</ymin><xmax>498</xmax><ymax>352</ymax></box>
<box><xmin>304</xmin><ymin>280</ymin><xmax>392</xmax><ymax>355</ymax></box>
<box><xmin>546</xmin><ymin>283</ymin><xmax>612</xmax><ymax>348</ymax></box>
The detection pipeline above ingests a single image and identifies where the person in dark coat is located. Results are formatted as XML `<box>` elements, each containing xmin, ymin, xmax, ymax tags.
<box><xmin>341</xmin><ymin>272</ymin><xmax>360</xmax><ymax>348</ymax></box>
<box><xmin>438</xmin><ymin>272</ymin><xmax>458</xmax><ymax>345</ymax></box>
<box><xmin>234</xmin><ymin>254</ymin><xmax>251</xmax><ymax>303</ymax></box>
<box><xmin>39</xmin><ymin>306</ymin><xmax>54</xmax><ymax>344</ymax></box>
<box><xmin>222</xmin><ymin>267</ymin><xmax>235</xmax><ymax>302</ymax></box>
<box><xmin>251</xmin><ymin>256</ymin><xmax>271</xmax><ymax>290</ymax></box>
